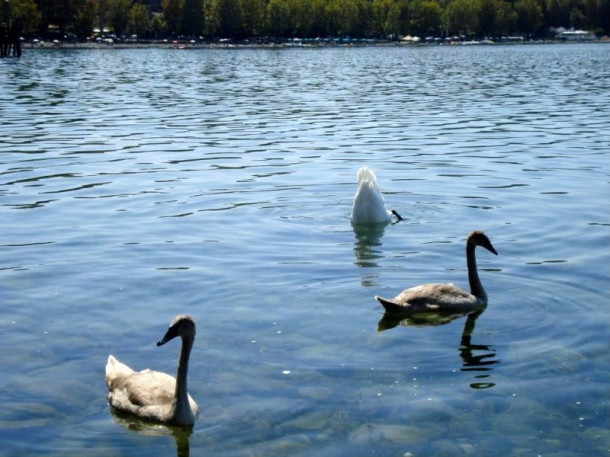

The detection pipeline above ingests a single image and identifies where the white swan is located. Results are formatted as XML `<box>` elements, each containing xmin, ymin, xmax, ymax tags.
<box><xmin>351</xmin><ymin>167</ymin><xmax>403</xmax><ymax>224</ymax></box>
<box><xmin>376</xmin><ymin>231</ymin><xmax>498</xmax><ymax>314</ymax></box>
<box><xmin>105</xmin><ymin>315</ymin><xmax>199</xmax><ymax>426</ymax></box>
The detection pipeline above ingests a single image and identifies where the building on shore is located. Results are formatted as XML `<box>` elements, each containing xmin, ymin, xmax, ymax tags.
<box><xmin>555</xmin><ymin>28</ymin><xmax>597</xmax><ymax>41</ymax></box>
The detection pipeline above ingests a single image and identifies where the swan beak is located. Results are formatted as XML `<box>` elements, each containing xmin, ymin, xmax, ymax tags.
<box><xmin>157</xmin><ymin>326</ymin><xmax>178</xmax><ymax>347</ymax></box>
<box><xmin>487</xmin><ymin>243</ymin><xmax>498</xmax><ymax>256</ymax></box>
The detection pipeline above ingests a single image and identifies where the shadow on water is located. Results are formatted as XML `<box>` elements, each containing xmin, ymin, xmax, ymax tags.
<box><xmin>378</xmin><ymin>309</ymin><xmax>500</xmax><ymax>389</ymax></box>
<box><xmin>109</xmin><ymin>408</ymin><xmax>192</xmax><ymax>457</ymax></box>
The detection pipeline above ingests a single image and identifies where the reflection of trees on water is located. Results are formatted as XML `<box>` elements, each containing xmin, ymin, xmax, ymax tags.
<box><xmin>109</xmin><ymin>408</ymin><xmax>192</xmax><ymax>457</ymax></box>
<box><xmin>378</xmin><ymin>308</ymin><xmax>500</xmax><ymax>389</ymax></box>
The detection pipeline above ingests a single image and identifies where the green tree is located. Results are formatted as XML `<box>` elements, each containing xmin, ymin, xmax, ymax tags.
<box><xmin>478</xmin><ymin>0</ymin><xmax>500</xmax><ymax>36</ymax></box>
<box><xmin>242</xmin><ymin>0</ymin><xmax>267</xmax><ymax>36</ymax></box>
<box><xmin>333</xmin><ymin>0</ymin><xmax>370</xmax><ymax>37</ymax></box>
<box><xmin>372</xmin><ymin>0</ymin><xmax>413</xmax><ymax>37</ymax></box>
<box><xmin>545</xmin><ymin>0</ymin><xmax>569</xmax><ymax>26</ymax></box>
<box><xmin>386</xmin><ymin>0</ymin><xmax>404</xmax><ymax>36</ymax></box>
<box><xmin>151</xmin><ymin>13</ymin><xmax>168</xmax><ymax>37</ymax></box>
<box><xmin>181</xmin><ymin>0</ymin><xmax>204</xmax><ymax>36</ymax></box>
<box><xmin>285</xmin><ymin>0</ymin><xmax>313</xmax><ymax>36</ymax></box>
<box><xmin>267</xmin><ymin>0</ymin><xmax>288</xmax><ymax>36</ymax></box>
<box><xmin>310</xmin><ymin>0</ymin><xmax>329</xmax><ymax>36</ymax></box>
<box><xmin>39</xmin><ymin>0</ymin><xmax>77</xmax><ymax>35</ymax></box>
<box><xmin>7</xmin><ymin>0</ymin><xmax>42</xmax><ymax>34</ymax></box>
<box><xmin>73</xmin><ymin>0</ymin><xmax>98</xmax><ymax>38</ymax></box>
<box><xmin>162</xmin><ymin>0</ymin><xmax>183</xmax><ymax>36</ymax></box>
<box><xmin>108</xmin><ymin>0</ymin><xmax>131</xmax><ymax>36</ymax></box>
<box><xmin>96</xmin><ymin>0</ymin><xmax>112</xmax><ymax>35</ymax></box>
<box><xmin>595</xmin><ymin>0</ymin><xmax>609</xmax><ymax>33</ymax></box>
<box><xmin>444</xmin><ymin>0</ymin><xmax>481</xmax><ymax>35</ymax></box>
<box><xmin>14</xmin><ymin>0</ymin><xmax>609</xmax><ymax>40</ymax></box>
<box><xmin>492</xmin><ymin>0</ymin><xmax>512</xmax><ymax>34</ymax></box>
<box><xmin>412</xmin><ymin>0</ymin><xmax>443</xmax><ymax>36</ymax></box>
<box><xmin>213</xmin><ymin>0</ymin><xmax>244</xmax><ymax>37</ymax></box>
<box><xmin>372</xmin><ymin>0</ymin><xmax>393</xmax><ymax>37</ymax></box>
<box><xmin>324</xmin><ymin>0</ymin><xmax>341</xmax><ymax>35</ymax></box>
<box><xmin>130</xmin><ymin>2</ymin><xmax>151</xmax><ymax>38</ymax></box>
<box><xmin>515</xmin><ymin>0</ymin><xmax>542</xmax><ymax>35</ymax></box>
<box><xmin>569</xmin><ymin>5</ymin><xmax>585</xmax><ymax>27</ymax></box>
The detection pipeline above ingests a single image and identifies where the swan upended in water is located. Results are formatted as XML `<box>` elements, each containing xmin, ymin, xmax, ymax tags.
<box><xmin>105</xmin><ymin>315</ymin><xmax>199</xmax><ymax>426</ymax></box>
<box><xmin>351</xmin><ymin>167</ymin><xmax>403</xmax><ymax>224</ymax></box>
<box><xmin>376</xmin><ymin>231</ymin><xmax>498</xmax><ymax>315</ymax></box>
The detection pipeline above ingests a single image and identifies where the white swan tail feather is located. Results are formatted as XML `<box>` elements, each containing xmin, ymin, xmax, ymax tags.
<box><xmin>357</xmin><ymin>167</ymin><xmax>379</xmax><ymax>187</ymax></box>
<box><xmin>105</xmin><ymin>355</ymin><xmax>135</xmax><ymax>389</ymax></box>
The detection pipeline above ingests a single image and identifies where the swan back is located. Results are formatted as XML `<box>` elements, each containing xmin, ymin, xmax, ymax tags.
<box><xmin>351</xmin><ymin>167</ymin><xmax>392</xmax><ymax>224</ymax></box>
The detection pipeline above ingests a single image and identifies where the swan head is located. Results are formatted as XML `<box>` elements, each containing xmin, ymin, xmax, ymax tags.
<box><xmin>467</xmin><ymin>231</ymin><xmax>498</xmax><ymax>255</ymax></box>
<box><xmin>157</xmin><ymin>315</ymin><xmax>196</xmax><ymax>346</ymax></box>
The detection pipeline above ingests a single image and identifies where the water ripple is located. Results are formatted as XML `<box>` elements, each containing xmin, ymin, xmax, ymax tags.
<box><xmin>0</xmin><ymin>44</ymin><xmax>609</xmax><ymax>457</ymax></box>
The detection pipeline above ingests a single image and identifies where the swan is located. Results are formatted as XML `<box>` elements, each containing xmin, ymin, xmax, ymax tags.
<box><xmin>375</xmin><ymin>231</ymin><xmax>497</xmax><ymax>315</ymax></box>
<box><xmin>351</xmin><ymin>167</ymin><xmax>403</xmax><ymax>224</ymax></box>
<box><xmin>105</xmin><ymin>315</ymin><xmax>199</xmax><ymax>426</ymax></box>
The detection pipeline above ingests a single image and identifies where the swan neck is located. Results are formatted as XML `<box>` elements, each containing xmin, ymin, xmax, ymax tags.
<box><xmin>174</xmin><ymin>335</ymin><xmax>193</xmax><ymax>415</ymax></box>
<box><xmin>467</xmin><ymin>243</ymin><xmax>486</xmax><ymax>299</ymax></box>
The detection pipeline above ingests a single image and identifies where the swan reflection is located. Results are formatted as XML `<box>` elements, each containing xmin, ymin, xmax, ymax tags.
<box><xmin>378</xmin><ymin>309</ymin><xmax>500</xmax><ymax>388</ymax></box>
<box><xmin>109</xmin><ymin>409</ymin><xmax>192</xmax><ymax>457</ymax></box>
<box><xmin>353</xmin><ymin>223</ymin><xmax>386</xmax><ymax>264</ymax></box>
<box><xmin>352</xmin><ymin>223</ymin><xmax>387</xmax><ymax>287</ymax></box>
<box><xmin>459</xmin><ymin>310</ymin><xmax>500</xmax><ymax>389</ymax></box>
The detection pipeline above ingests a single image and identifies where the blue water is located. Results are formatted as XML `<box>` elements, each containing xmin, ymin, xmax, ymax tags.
<box><xmin>1</xmin><ymin>43</ymin><xmax>609</xmax><ymax>457</ymax></box>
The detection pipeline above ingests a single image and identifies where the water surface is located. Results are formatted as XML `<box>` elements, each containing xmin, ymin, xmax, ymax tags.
<box><xmin>1</xmin><ymin>44</ymin><xmax>609</xmax><ymax>456</ymax></box>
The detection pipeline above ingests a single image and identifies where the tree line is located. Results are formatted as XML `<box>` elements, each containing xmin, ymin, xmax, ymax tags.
<box><xmin>3</xmin><ymin>0</ymin><xmax>609</xmax><ymax>42</ymax></box>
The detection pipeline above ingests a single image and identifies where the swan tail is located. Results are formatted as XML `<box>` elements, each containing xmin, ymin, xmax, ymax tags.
<box><xmin>352</xmin><ymin>168</ymin><xmax>391</xmax><ymax>224</ymax></box>
<box><xmin>357</xmin><ymin>167</ymin><xmax>379</xmax><ymax>187</ymax></box>
<box><xmin>375</xmin><ymin>295</ymin><xmax>407</xmax><ymax>314</ymax></box>
<box><xmin>105</xmin><ymin>355</ymin><xmax>135</xmax><ymax>390</ymax></box>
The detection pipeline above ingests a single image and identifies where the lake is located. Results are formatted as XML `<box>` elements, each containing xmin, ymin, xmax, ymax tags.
<box><xmin>0</xmin><ymin>43</ymin><xmax>608</xmax><ymax>457</ymax></box>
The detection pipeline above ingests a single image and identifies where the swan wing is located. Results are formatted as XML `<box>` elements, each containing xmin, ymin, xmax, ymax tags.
<box><xmin>110</xmin><ymin>370</ymin><xmax>176</xmax><ymax>407</ymax></box>
<box><xmin>376</xmin><ymin>283</ymin><xmax>480</xmax><ymax>314</ymax></box>
<box><xmin>107</xmin><ymin>369</ymin><xmax>198</xmax><ymax>419</ymax></box>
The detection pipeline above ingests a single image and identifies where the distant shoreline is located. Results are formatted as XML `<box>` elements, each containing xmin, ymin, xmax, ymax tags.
<box><xmin>24</xmin><ymin>38</ymin><xmax>609</xmax><ymax>51</ymax></box>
